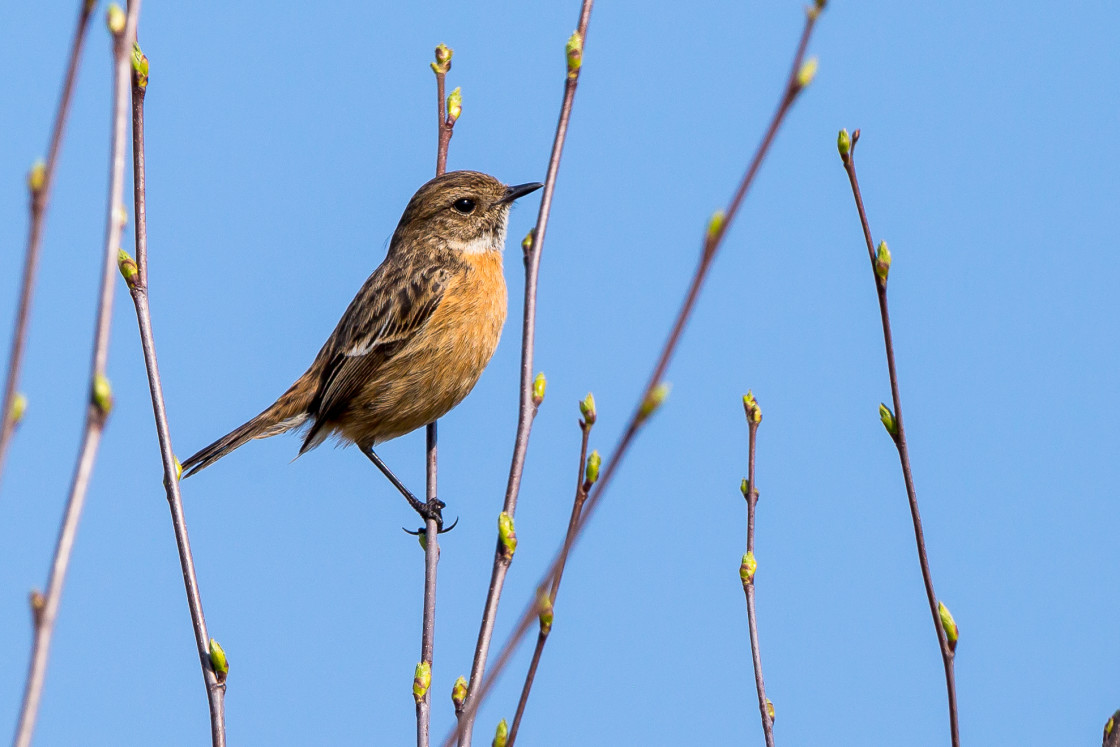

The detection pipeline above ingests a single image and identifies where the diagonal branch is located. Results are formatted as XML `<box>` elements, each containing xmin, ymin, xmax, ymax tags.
<box><xmin>12</xmin><ymin>5</ymin><xmax>142</xmax><ymax>746</ymax></box>
<box><xmin>119</xmin><ymin>41</ymin><xmax>227</xmax><ymax>746</ymax></box>
<box><xmin>443</xmin><ymin>7</ymin><xmax>825</xmax><ymax>743</ymax></box>
<box><xmin>838</xmin><ymin>128</ymin><xmax>960</xmax><ymax>746</ymax></box>
<box><xmin>0</xmin><ymin>0</ymin><xmax>96</xmax><ymax>494</ymax></box>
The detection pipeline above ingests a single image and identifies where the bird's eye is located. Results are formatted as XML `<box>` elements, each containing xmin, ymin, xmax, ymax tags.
<box><xmin>452</xmin><ymin>197</ymin><xmax>476</xmax><ymax>214</ymax></box>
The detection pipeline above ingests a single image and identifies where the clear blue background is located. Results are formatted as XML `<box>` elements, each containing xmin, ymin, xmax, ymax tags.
<box><xmin>2</xmin><ymin>1</ymin><xmax>1117</xmax><ymax>745</ymax></box>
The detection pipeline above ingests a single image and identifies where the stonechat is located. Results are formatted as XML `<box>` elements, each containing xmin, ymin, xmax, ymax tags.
<box><xmin>181</xmin><ymin>170</ymin><xmax>542</xmax><ymax>521</ymax></box>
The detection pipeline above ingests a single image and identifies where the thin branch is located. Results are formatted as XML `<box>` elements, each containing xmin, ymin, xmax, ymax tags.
<box><xmin>740</xmin><ymin>393</ymin><xmax>773</xmax><ymax>746</ymax></box>
<box><xmin>507</xmin><ymin>402</ymin><xmax>595</xmax><ymax>746</ymax></box>
<box><xmin>119</xmin><ymin>42</ymin><xmax>227</xmax><ymax>746</ymax></box>
<box><xmin>414</xmin><ymin>42</ymin><xmax>457</xmax><ymax>747</ymax></box>
<box><xmin>838</xmin><ymin>128</ymin><xmax>960</xmax><ymax>746</ymax></box>
<box><xmin>0</xmin><ymin>0</ymin><xmax>96</xmax><ymax>494</ymax></box>
<box><xmin>443</xmin><ymin>7</ymin><xmax>824</xmax><ymax>743</ymax></box>
<box><xmin>456</xmin><ymin>5</ymin><xmax>593</xmax><ymax>744</ymax></box>
<box><xmin>12</xmin><ymin>5</ymin><xmax>142</xmax><ymax>746</ymax></box>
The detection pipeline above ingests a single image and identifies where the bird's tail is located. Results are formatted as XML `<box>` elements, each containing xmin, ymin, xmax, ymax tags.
<box><xmin>181</xmin><ymin>383</ymin><xmax>310</xmax><ymax>478</ymax></box>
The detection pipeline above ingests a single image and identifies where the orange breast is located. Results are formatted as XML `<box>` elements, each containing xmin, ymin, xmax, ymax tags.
<box><xmin>338</xmin><ymin>251</ymin><xmax>507</xmax><ymax>446</ymax></box>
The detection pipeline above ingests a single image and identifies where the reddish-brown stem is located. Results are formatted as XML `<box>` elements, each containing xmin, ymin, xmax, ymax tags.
<box><xmin>455</xmin><ymin>5</ymin><xmax>594</xmax><ymax>746</ymax></box>
<box><xmin>507</xmin><ymin>419</ymin><xmax>592</xmax><ymax>746</ymax></box>
<box><xmin>840</xmin><ymin>131</ymin><xmax>959</xmax><ymax>747</ymax></box>
<box><xmin>0</xmin><ymin>0</ymin><xmax>95</xmax><ymax>494</ymax></box>
<box><xmin>12</xmin><ymin>6</ymin><xmax>142</xmax><ymax>745</ymax></box>
<box><xmin>742</xmin><ymin>403</ymin><xmax>773</xmax><ymax>746</ymax></box>
<box><xmin>125</xmin><ymin>51</ymin><xmax>227</xmax><ymax>746</ymax></box>
<box><xmin>442</xmin><ymin>10</ymin><xmax>823</xmax><ymax>743</ymax></box>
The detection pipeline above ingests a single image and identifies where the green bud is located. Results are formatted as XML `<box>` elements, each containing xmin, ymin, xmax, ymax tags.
<box><xmin>938</xmin><ymin>601</ymin><xmax>958</xmax><ymax>652</ymax></box>
<box><xmin>537</xmin><ymin>588</ymin><xmax>554</xmax><ymax>634</ymax></box>
<box><xmin>92</xmin><ymin>374</ymin><xmax>113</xmax><ymax>417</ymax></box>
<box><xmin>117</xmin><ymin>248</ymin><xmax>139</xmax><ymax>289</ymax></box>
<box><xmin>837</xmin><ymin>128</ymin><xmax>851</xmax><ymax>157</ymax></box>
<box><xmin>638</xmin><ymin>382</ymin><xmax>671</xmax><ymax>422</ymax></box>
<box><xmin>532</xmin><ymin>372</ymin><xmax>546</xmax><ymax>406</ymax></box>
<box><xmin>742</xmin><ymin>390</ymin><xmax>762</xmax><ymax>424</ymax></box>
<box><xmin>28</xmin><ymin>160</ymin><xmax>46</xmax><ymax>193</ymax></box>
<box><xmin>579</xmin><ymin>392</ymin><xmax>597</xmax><ymax>425</ymax></box>
<box><xmin>9</xmin><ymin>393</ymin><xmax>28</xmax><ymax>427</ymax></box>
<box><xmin>706</xmin><ymin>210</ymin><xmax>725</xmax><ymax>242</ymax></box>
<box><xmin>498</xmin><ymin>512</ymin><xmax>517</xmax><ymax>559</ymax></box>
<box><xmin>209</xmin><ymin>638</ymin><xmax>228</xmax><ymax>682</ymax></box>
<box><xmin>879</xmin><ymin>403</ymin><xmax>898</xmax><ymax>438</ymax></box>
<box><xmin>132</xmin><ymin>42</ymin><xmax>149</xmax><ymax>90</ymax></box>
<box><xmin>431</xmin><ymin>43</ymin><xmax>453</xmax><ymax>75</ymax></box>
<box><xmin>521</xmin><ymin>230</ymin><xmax>534</xmax><ymax>254</ymax></box>
<box><xmin>1105</xmin><ymin>711</ymin><xmax>1118</xmax><ymax>743</ymax></box>
<box><xmin>413</xmin><ymin>661</ymin><xmax>432</xmax><ymax>703</ymax></box>
<box><xmin>447</xmin><ymin>86</ymin><xmax>462</xmax><ymax>124</ymax></box>
<box><xmin>106</xmin><ymin>3</ymin><xmax>126</xmax><ymax>34</ymax></box>
<box><xmin>565</xmin><ymin>31</ymin><xmax>583</xmax><ymax>79</ymax></box>
<box><xmin>740</xmin><ymin>478</ymin><xmax>749</xmax><ymax>499</ymax></box>
<box><xmin>766</xmin><ymin>699</ymin><xmax>775</xmax><ymax>723</ymax></box>
<box><xmin>584</xmin><ymin>450</ymin><xmax>601</xmax><ymax>487</ymax></box>
<box><xmin>875</xmin><ymin>240</ymin><xmax>892</xmax><ymax>282</ymax></box>
<box><xmin>493</xmin><ymin>718</ymin><xmax>509</xmax><ymax>747</ymax></box>
<box><xmin>452</xmin><ymin>675</ymin><xmax>468</xmax><ymax>713</ymax></box>
<box><xmin>796</xmin><ymin>57</ymin><xmax>818</xmax><ymax>89</ymax></box>
<box><xmin>740</xmin><ymin>552</ymin><xmax>757</xmax><ymax>585</ymax></box>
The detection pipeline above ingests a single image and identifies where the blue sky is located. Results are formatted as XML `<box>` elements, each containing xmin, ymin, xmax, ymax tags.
<box><xmin>1</xmin><ymin>1</ymin><xmax>1118</xmax><ymax>745</ymax></box>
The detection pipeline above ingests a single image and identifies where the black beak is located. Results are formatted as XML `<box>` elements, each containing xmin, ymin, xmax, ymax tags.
<box><xmin>497</xmin><ymin>182</ymin><xmax>544</xmax><ymax>205</ymax></box>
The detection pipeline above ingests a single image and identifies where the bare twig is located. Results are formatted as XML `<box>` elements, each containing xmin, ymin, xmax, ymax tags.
<box><xmin>740</xmin><ymin>393</ymin><xmax>773</xmax><ymax>746</ymax></box>
<box><xmin>838</xmin><ymin>127</ymin><xmax>960</xmax><ymax>746</ymax></box>
<box><xmin>455</xmin><ymin>7</ymin><xmax>593</xmax><ymax>745</ymax></box>
<box><xmin>507</xmin><ymin>397</ymin><xmax>596</xmax><ymax>746</ymax></box>
<box><xmin>0</xmin><ymin>0</ymin><xmax>96</xmax><ymax>494</ymax></box>
<box><xmin>413</xmin><ymin>42</ymin><xmax>457</xmax><ymax>747</ymax></box>
<box><xmin>118</xmin><ymin>41</ymin><xmax>227</xmax><ymax>746</ymax></box>
<box><xmin>12</xmin><ymin>5</ymin><xmax>142</xmax><ymax>746</ymax></box>
<box><xmin>443</xmin><ymin>7</ymin><xmax>824</xmax><ymax>742</ymax></box>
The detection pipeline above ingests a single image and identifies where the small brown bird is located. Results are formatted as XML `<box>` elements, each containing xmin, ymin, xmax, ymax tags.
<box><xmin>181</xmin><ymin>171</ymin><xmax>542</xmax><ymax>518</ymax></box>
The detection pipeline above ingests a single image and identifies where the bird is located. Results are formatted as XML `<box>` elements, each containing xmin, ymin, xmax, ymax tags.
<box><xmin>180</xmin><ymin>170</ymin><xmax>542</xmax><ymax>522</ymax></box>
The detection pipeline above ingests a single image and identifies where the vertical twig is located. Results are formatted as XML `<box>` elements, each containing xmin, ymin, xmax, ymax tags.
<box><xmin>740</xmin><ymin>392</ymin><xmax>773</xmax><ymax>746</ymax></box>
<box><xmin>12</xmin><ymin>5</ymin><xmax>142</xmax><ymax>746</ymax></box>
<box><xmin>0</xmin><ymin>0</ymin><xmax>96</xmax><ymax>493</ymax></box>
<box><xmin>456</xmin><ymin>5</ymin><xmax>593</xmax><ymax>745</ymax></box>
<box><xmin>413</xmin><ymin>42</ymin><xmax>456</xmax><ymax>747</ymax></box>
<box><xmin>837</xmin><ymin>127</ymin><xmax>960</xmax><ymax>747</ymax></box>
<box><xmin>119</xmin><ymin>41</ymin><xmax>227</xmax><ymax>746</ymax></box>
<box><xmin>443</xmin><ymin>7</ymin><xmax>825</xmax><ymax>742</ymax></box>
<box><xmin>507</xmin><ymin>396</ymin><xmax>597</xmax><ymax>746</ymax></box>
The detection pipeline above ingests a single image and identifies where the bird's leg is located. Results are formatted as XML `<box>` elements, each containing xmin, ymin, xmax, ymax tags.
<box><xmin>360</xmin><ymin>445</ymin><xmax>446</xmax><ymax>530</ymax></box>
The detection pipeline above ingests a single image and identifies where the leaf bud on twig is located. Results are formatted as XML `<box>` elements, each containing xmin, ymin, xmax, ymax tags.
<box><xmin>565</xmin><ymin>31</ymin><xmax>583</xmax><ymax>79</ymax></box>
<box><xmin>9</xmin><ymin>393</ymin><xmax>28</xmax><ymax>427</ymax></box>
<box><xmin>493</xmin><ymin>719</ymin><xmax>509</xmax><ymax>747</ymax></box>
<box><xmin>638</xmin><ymin>382</ymin><xmax>671</xmax><ymax>422</ymax></box>
<box><xmin>879</xmin><ymin>403</ymin><xmax>898</xmax><ymax>438</ymax></box>
<box><xmin>413</xmin><ymin>661</ymin><xmax>432</xmax><ymax>703</ymax></box>
<box><xmin>431</xmin><ymin>43</ymin><xmax>453</xmax><ymax>75</ymax></box>
<box><xmin>28</xmin><ymin>160</ymin><xmax>46</xmax><ymax>194</ymax></box>
<box><xmin>742</xmin><ymin>390</ymin><xmax>762</xmax><ymax>424</ymax></box>
<box><xmin>795</xmin><ymin>57</ymin><xmax>818</xmax><ymax>89</ymax></box>
<box><xmin>766</xmin><ymin>698</ymin><xmax>776</xmax><ymax>723</ymax></box>
<box><xmin>875</xmin><ymin>240</ymin><xmax>892</xmax><ymax>283</ymax></box>
<box><xmin>447</xmin><ymin>87</ymin><xmax>462</xmax><ymax>125</ymax></box>
<box><xmin>498</xmin><ymin>512</ymin><xmax>517</xmax><ymax>559</ymax></box>
<box><xmin>132</xmin><ymin>42</ymin><xmax>149</xmax><ymax>90</ymax></box>
<box><xmin>537</xmin><ymin>588</ymin><xmax>554</xmax><ymax>635</ymax></box>
<box><xmin>740</xmin><ymin>552</ymin><xmax>757</xmax><ymax>586</ymax></box>
<box><xmin>452</xmin><ymin>675</ymin><xmax>468</xmax><ymax>713</ymax></box>
<box><xmin>106</xmin><ymin>4</ymin><xmax>126</xmax><ymax>34</ymax></box>
<box><xmin>29</xmin><ymin>590</ymin><xmax>45</xmax><ymax>627</ymax></box>
<box><xmin>579</xmin><ymin>392</ymin><xmax>597</xmax><ymax>426</ymax></box>
<box><xmin>837</xmin><ymin>128</ymin><xmax>851</xmax><ymax>158</ymax></box>
<box><xmin>92</xmin><ymin>374</ymin><xmax>113</xmax><ymax>418</ymax></box>
<box><xmin>584</xmin><ymin>450</ymin><xmax>601</xmax><ymax>487</ymax></box>
<box><xmin>117</xmin><ymin>249</ymin><xmax>139</xmax><ymax>289</ymax></box>
<box><xmin>532</xmin><ymin>372</ymin><xmax>546</xmax><ymax>406</ymax></box>
<box><xmin>938</xmin><ymin>601</ymin><xmax>959</xmax><ymax>652</ymax></box>
<box><xmin>209</xmin><ymin>638</ymin><xmax>229</xmax><ymax>683</ymax></box>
